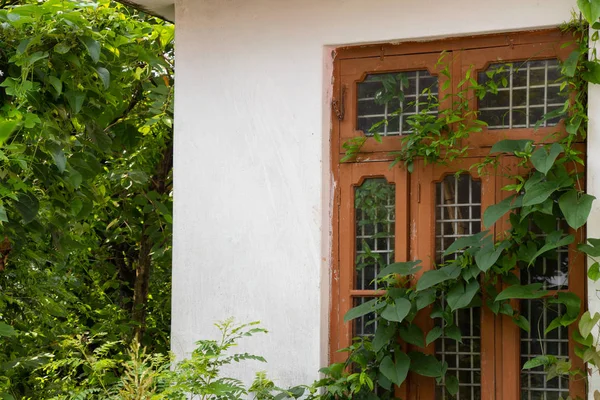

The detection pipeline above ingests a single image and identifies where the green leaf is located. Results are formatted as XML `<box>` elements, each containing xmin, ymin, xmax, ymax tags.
<box><xmin>530</xmin><ymin>143</ymin><xmax>563</xmax><ymax>175</ymax></box>
<box><xmin>408</xmin><ymin>352</ymin><xmax>443</xmax><ymax>377</ymax></box>
<box><xmin>529</xmin><ymin>232</ymin><xmax>574</xmax><ymax>265</ymax></box>
<box><xmin>0</xmin><ymin>119</ymin><xmax>19</xmax><ymax>146</ymax></box>
<box><xmin>589</xmin><ymin>262</ymin><xmax>600</xmax><ymax>281</ymax></box>
<box><xmin>558</xmin><ymin>190</ymin><xmax>595</xmax><ymax>230</ymax></box>
<box><xmin>47</xmin><ymin>76</ymin><xmax>63</xmax><ymax>96</ymax></box>
<box><xmin>475</xmin><ymin>241</ymin><xmax>510</xmax><ymax>272</ymax></box>
<box><xmin>553</xmin><ymin>292</ymin><xmax>581</xmax><ymax>319</ymax></box>
<box><xmin>533</xmin><ymin>213</ymin><xmax>560</xmax><ymax>234</ymax></box>
<box><xmin>377</xmin><ymin>260</ymin><xmax>421</xmax><ymax>278</ymax></box>
<box><xmin>445</xmin><ymin>325</ymin><xmax>462</xmax><ymax>343</ymax></box>
<box><xmin>399</xmin><ymin>324</ymin><xmax>425</xmax><ymax>348</ymax></box>
<box><xmin>446</xmin><ymin>374</ymin><xmax>459</xmax><ymax>396</ymax></box>
<box><xmin>344</xmin><ymin>298</ymin><xmax>378</xmax><ymax>323</ymax></box>
<box><xmin>490</xmin><ymin>139</ymin><xmax>532</xmax><ymax>154</ymax></box>
<box><xmin>579</xmin><ymin>238</ymin><xmax>600</xmax><ymax>257</ymax></box>
<box><xmin>523</xmin><ymin>172</ymin><xmax>545</xmax><ymax>191</ymax></box>
<box><xmin>579</xmin><ymin>311</ymin><xmax>600</xmax><ymax>339</ymax></box>
<box><xmin>380</xmin><ymin>352</ymin><xmax>410</xmax><ymax>386</ymax></box>
<box><xmin>89</xmin><ymin>127</ymin><xmax>113</xmax><ymax>152</ymax></box>
<box><xmin>523</xmin><ymin>355</ymin><xmax>556</xmax><ymax>370</ymax></box>
<box><xmin>16</xmin><ymin>38</ymin><xmax>30</xmax><ymax>54</ymax></box>
<box><xmin>68</xmin><ymin>169</ymin><xmax>83</xmax><ymax>189</ymax></box>
<box><xmin>416</xmin><ymin>264</ymin><xmax>461</xmax><ymax>292</ymax></box>
<box><xmin>567</xmin><ymin>115</ymin><xmax>584</xmax><ymax>135</ymax></box>
<box><xmin>0</xmin><ymin>322</ymin><xmax>16</xmax><ymax>337</ymax></box>
<box><xmin>582</xmin><ymin>60</ymin><xmax>600</xmax><ymax>84</ymax></box>
<box><xmin>426</xmin><ymin>326</ymin><xmax>443</xmax><ymax>346</ymax></box>
<box><xmin>415</xmin><ymin>289</ymin><xmax>437</xmax><ymax>310</ymax></box>
<box><xmin>483</xmin><ymin>195</ymin><xmax>517</xmax><ymax>228</ymax></box>
<box><xmin>23</xmin><ymin>51</ymin><xmax>48</xmax><ymax>67</ymax></box>
<box><xmin>495</xmin><ymin>284</ymin><xmax>546</xmax><ymax>301</ymax></box>
<box><xmin>46</xmin><ymin>142</ymin><xmax>67</xmax><ymax>173</ymax></box>
<box><xmin>447</xmin><ymin>280</ymin><xmax>479</xmax><ymax>311</ymax></box>
<box><xmin>80</xmin><ymin>36</ymin><xmax>101</xmax><ymax>63</ymax></box>
<box><xmin>65</xmin><ymin>90</ymin><xmax>86</xmax><ymax>114</ymax></box>
<box><xmin>574</xmin><ymin>329</ymin><xmax>594</xmax><ymax>346</ymax></box>
<box><xmin>522</xmin><ymin>181</ymin><xmax>559</xmax><ymax>207</ymax></box>
<box><xmin>547</xmin><ymin>360</ymin><xmax>572</xmax><ymax>381</ymax></box>
<box><xmin>545</xmin><ymin>317</ymin><xmax>564</xmax><ymax>335</ymax></box>
<box><xmin>54</xmin><ymin>42</ymin><xmax>71</xmax><ymax>54</ymax></box>
<box><xmin>0</xmin><ymin>205</ymin><xmax>7</xmax><ymax>222</ymax></box>
<box><xmin>513</xmin><ymin>315</ymin><xmax>530</xmax><ymax>332</ymax></box>
<box><xmin>127</xmin><ymin>170</ymin><xmax>149</xmax><ymax>185</ymax></box>
<box><xmin>373</xmin><ymin>322</ymin><xmax>396</xmax><ymax>352</ymax></box>
<box><xmin>381</xmin><ymin>298</ymin><xmax>411</xmax><ymax>323</ymax></box>
<box><xmin>96</xmin><ymin>66</ymin><xmax>110</xmax><ymax>89</ymax></box>
<box><xmin>15</xmin><ymin>192</ymin><xmax>39</xmax><ymax>224</ymax></box>
<box><xmin>23</xmin><ymin>113</ymin><xmax>40</xmax><ymax>129</ymax></box>
<box><xmin>443</xmin><ymin>231</ymin><xmax>489</xmax><ymax>256</ymax></box>
<box><xmin>562</xmin><ymin>50</ymin><xmax>580</xmax><ymax>77</ymax></box>
<box><xmin>578</xmin><ymin>0</ymin><xmax>600</xmax><ymax>24</ymax></box>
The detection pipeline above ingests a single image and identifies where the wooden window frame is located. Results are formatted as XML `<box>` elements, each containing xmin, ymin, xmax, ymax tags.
<box><xmin>330</xmin><ymin>29</ymin><xmax>586</xmax><ymax>400</ymax></box>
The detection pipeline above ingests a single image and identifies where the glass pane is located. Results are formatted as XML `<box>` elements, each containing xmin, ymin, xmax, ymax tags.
<box><xmin>478</xmin><ymin>59</ymin><xmax>567</xmax><ymax>129</ymax></box>
<box><xmin>435</xmin><ymin>305</ymin><xmax>482</xmax><ymax>399</ymax></box>
<box><xmin>435</xmin><ymin>174</ymin><xmax>482</xmax><ymax>264</ymax></box>
<box><xmin>434</xmin><ymin>174</ymin><xmax>482</xmax><ymax>399</ymax></box>
<box><xmin>353</xmin><ymin>297</ymin><xmax>377</xmax><ymax>337</ymax></box>
<box><xmin>520</xmin><ymin>300</ymin><xmax>569</xmax><ymax>399</ymax></box>
<box><xmin>355</xmin><ymin>179</ymin><xmax>395</xmax><ymax>290</ymax></box>
<box><xmin>357</xmin><ymin>70</ymin><xmax>438</xmax><ymax>136</ymax></box>
<box><xmin>521</xmin><ymin>219</ymin><xmax>569</xmax><ymax>290</ymax></box>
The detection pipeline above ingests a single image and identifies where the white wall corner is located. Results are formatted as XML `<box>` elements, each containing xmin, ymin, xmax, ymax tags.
<box><xmin>587</xmin><ymin>26</ymin><xmax>600</xmax><ymax>400</ymax></box>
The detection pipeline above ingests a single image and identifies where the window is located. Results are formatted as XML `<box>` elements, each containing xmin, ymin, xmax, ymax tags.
<box><xmin>330</xmin><ymin>29</ymin><xmax>585</xmax><ymax>400</ymax></box>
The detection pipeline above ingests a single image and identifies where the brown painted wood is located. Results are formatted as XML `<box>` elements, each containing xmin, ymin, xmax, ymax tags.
<box><xmin>496</xmin><ymin>156</ymin><xmax>521</xmax><ymax>400</ymax></box>
<box><xmin>460</xmin><ymin>40</ymin><xmax>578</xmax><ymax>149</ymax></box>
<box><xmin>335</xmin><ymin>29</ymin><xmax>568</xmax><ymax>60</ymax></box>
<box><xmin>339</xmin><ymin>52</ymin><xmax>446</xmax><ymax>155</ymax></box>
<box><xmin>329</xmin><ymin>58</ymin><xmax>342</xmax><ymax>363</ymax></box>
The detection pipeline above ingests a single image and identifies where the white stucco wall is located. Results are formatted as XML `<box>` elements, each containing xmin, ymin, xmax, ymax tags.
<box><xmin>171</xmin><ymin>0</ymin><xmax>581</xmax><ymax>389</ymax></box>
<box><xmin>587</xmin><ymin>31</ymin><xmax>600</xmax><ymax>398</ymax></box>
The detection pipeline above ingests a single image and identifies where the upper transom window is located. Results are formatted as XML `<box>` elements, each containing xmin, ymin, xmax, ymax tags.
<box><xmin>478</xmin><ymin>59</ymin><xmax>567</xmax><ymax>129</ymax></box>
<box><xmin>357</xmin><ymin>70</ymin><xmax>438</xmax><ymax>136</ymax></box>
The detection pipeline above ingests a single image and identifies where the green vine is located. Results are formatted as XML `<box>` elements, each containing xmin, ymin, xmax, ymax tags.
<box><xmin>328</xmin><ymin>6</ymin><xmax>600</xmax><ymax>400</ymax></box>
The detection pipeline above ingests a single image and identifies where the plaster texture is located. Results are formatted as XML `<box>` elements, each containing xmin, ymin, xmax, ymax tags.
<box><xmin>587</xmin><ymin>35</ymin><xmax>600</xmax><ymax>399</ymax></box>
<box><xmin>171</xmin><ymin>0</ymin><xmax>586</xmax><ymax>390</ymax></box>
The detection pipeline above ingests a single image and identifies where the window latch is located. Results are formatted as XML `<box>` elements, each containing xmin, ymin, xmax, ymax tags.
<box><xmin>332</xmin><ymin>85</ymin><xmax>346</xmax><ymax>121</ymax></box>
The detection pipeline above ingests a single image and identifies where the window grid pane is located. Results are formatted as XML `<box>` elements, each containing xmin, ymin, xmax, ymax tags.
<box><xmin>353</xmin><ymin>297</ymin><xmax>377</xmax><ymax>337</ymax></box>
<box><xmin>520</xmin><ymin>218</ymin><xmax>570</xmax><ymax>398</ymax></box>
<box><xmin>357</xmin><ymin>70</ymin><xmax>438</xmax><ymax>136</ymax></box>
<box><xmin>522</xmin><ymin>219</ymin><xmax>569</xmax><ymax>290</ymax></box>
<box><xmin>520</xmin><ymin>300</ymin><xmax>569</xmax><ymax>400</ymax></box>
<box><xmin>435</xmin><ymin>174</ymin><xmax>482</xmax><ymax>264</ymax></box>
<box><xmin>354</xmin><ymin>179</ymin><xmax>395</xmax><ymax>291</ymax></box>
<box><xmin>436</xmin><ymin>307</ymin><xmax>482</xmax><ymax>400</ymax></box>
<box><xmin>434</xmin><ymin>174</ymin><xmax>482</xmax><ymax>399</ymax></box>
<box><xmin>478</xmin><ymin>59</ymin><xmax>565</xmax><ymax>129</ymax></box>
